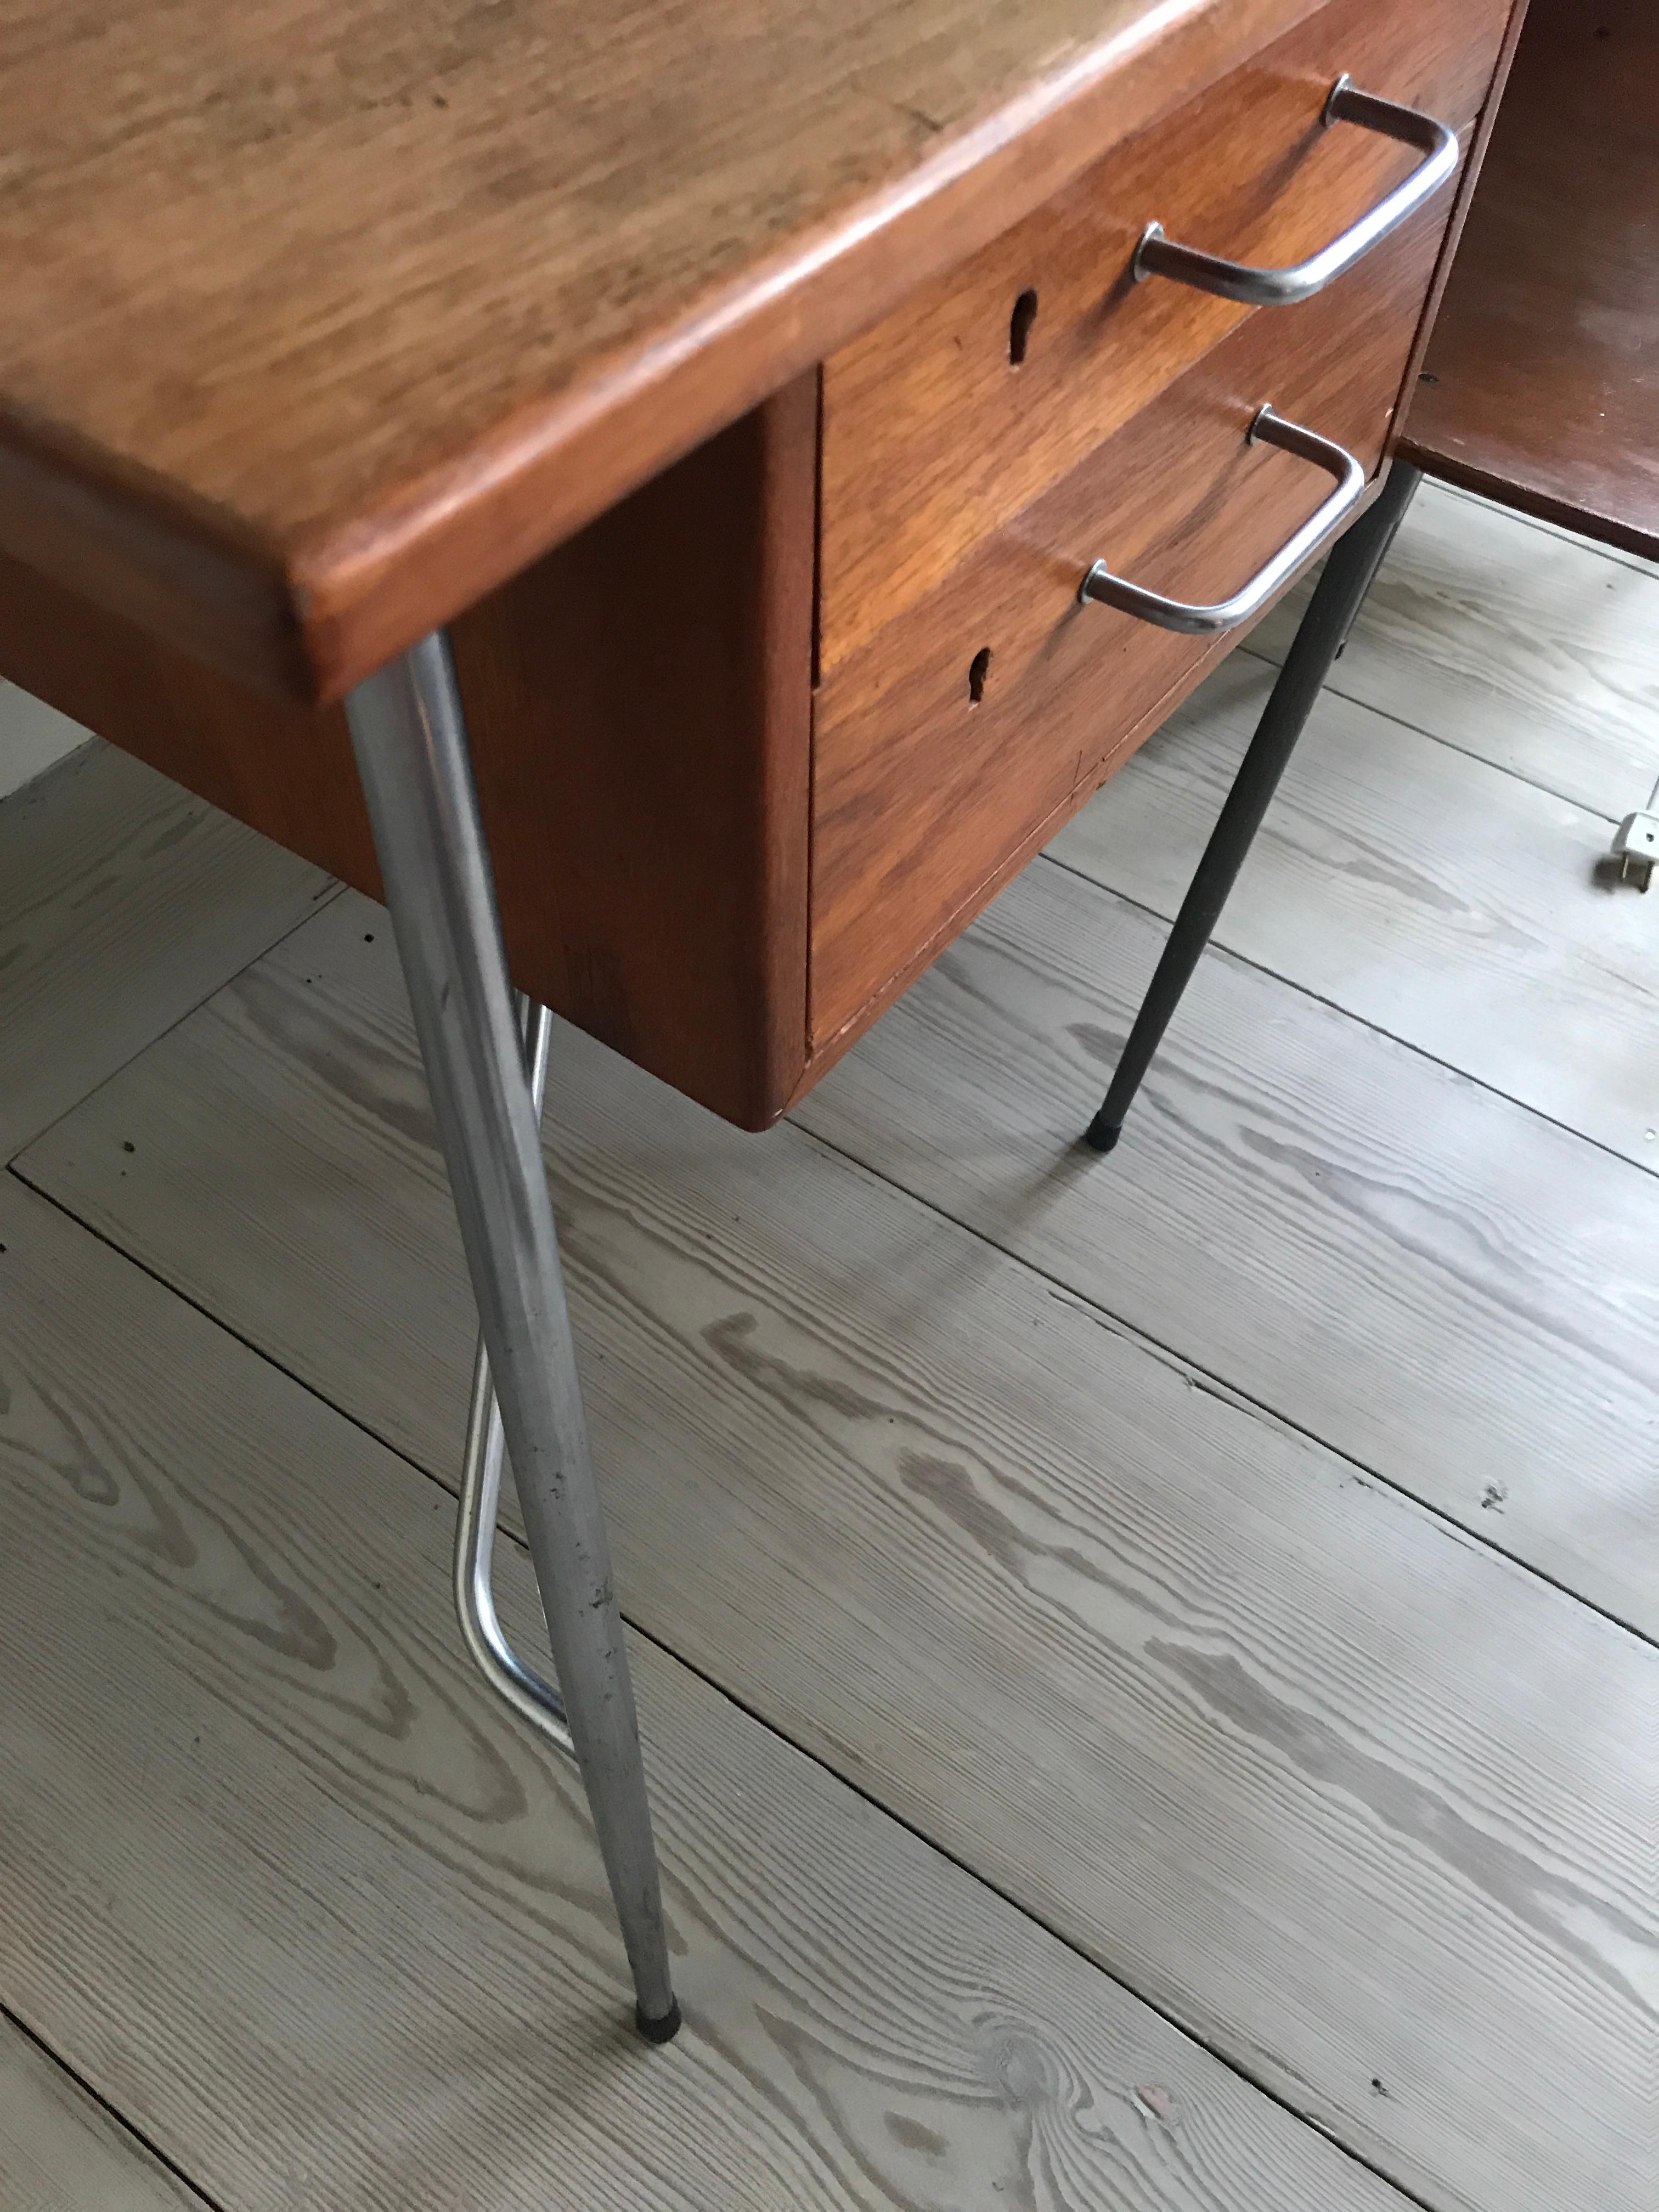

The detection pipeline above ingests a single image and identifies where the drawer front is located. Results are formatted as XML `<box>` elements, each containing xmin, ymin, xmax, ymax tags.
<box><xmin>810</xmin><ymin>189</ymin><xmax>1449</xmax><ymax>1046</ymax></box>
<box><xmin>819</xmin><ymin>0</ymin><xmax>1509</xmax><ymax>675</ymax></box>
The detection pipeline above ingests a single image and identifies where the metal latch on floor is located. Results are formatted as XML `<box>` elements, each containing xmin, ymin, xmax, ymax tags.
<box><xmin>1609</xmin><ymin>772</ymin><xmax>1659</xmax><ymax>891</ymax></box>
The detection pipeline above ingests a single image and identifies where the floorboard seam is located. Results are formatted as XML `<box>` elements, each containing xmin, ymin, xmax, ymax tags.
<box><xmin>608</xmin><ymin>1605</ymin><xmax>1448</xmax><ymax>2212</ymax></box>
<box><xmin>3</xmin><ymin>877</ymin><xmax>347</xmax><ymax>1173</ymax></box>
<box><xmin>1232</xmin><ymin>639</ymin><xmax>1630</xmax><ymax>822</ymax></box>
<box><xmin>786</xmin><ymin>1119</ymin><xmax>1657</xmax><ymax>1654</ymax></box>
<box><xmin>17</xmin><ymin>1084</ymin><xmax>1657</xmax><ymax>1660</ymax></box>
<box><xmin>19</xmin><ymin>1109</ymin><xmax>1656</xmax><ymax>1657</ymax></box>
<box><xmin>3</xmin><ymin>1168</ymin><xmax>1453</xmax><ymax>2211</ymax></box>
<box><xmin>1436</xmin><ymin>481</ymin><xmax>1659</xmax><ymax>582</ymax></box>
<box><xmin>1036</xmin><ymin>848</ymin><xmax>1659</xmax><ymax>1185</ymax></box>
<box><xmin>0</xmin><ymin>1997</ymin><xmax>221</xmax><ymax>2210</ymax></box>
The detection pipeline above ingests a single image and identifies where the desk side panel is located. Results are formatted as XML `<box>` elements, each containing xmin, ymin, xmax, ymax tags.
<box><xmin>0</xmin><ymin>382</ymin><xmax>816</xmax><ymax>1130</ymax></box>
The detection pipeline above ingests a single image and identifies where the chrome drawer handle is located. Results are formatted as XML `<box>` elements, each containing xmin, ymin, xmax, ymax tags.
<box><xmin>1133</xmin><ymin>76</ymin><xmax>1458</xmax><ymax>307</ymax></box>
<box><xmin>1078</xmin><ymin>404</ymin><xmax>1365</xmax><ymax>635</ymax></box>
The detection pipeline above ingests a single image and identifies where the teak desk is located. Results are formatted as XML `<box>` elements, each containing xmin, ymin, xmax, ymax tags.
<box><xmin>0</xmin><ymin>0</ymin><xmax>1528</xmax><ymax>2039</ymax></box>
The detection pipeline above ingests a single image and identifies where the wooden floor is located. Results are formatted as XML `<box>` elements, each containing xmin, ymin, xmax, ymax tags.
<box><xmin>2</xmin><ymin>482</ymin><xmax>1654</xmax><ymax>2212</ymax></box>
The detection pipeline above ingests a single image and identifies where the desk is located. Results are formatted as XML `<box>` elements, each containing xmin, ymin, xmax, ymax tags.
<box><xmin>0</xmin><ymin>0</ymin><xmax>1525</xmax><ymax>2037</ymax></box>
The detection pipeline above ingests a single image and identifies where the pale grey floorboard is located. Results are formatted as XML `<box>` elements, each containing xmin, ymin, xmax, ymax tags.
<box><xmin>1251</xmin><ymin>481</ymin><xmax>1659</xmax><ymax>817</ymax></box>
<box><xmin>1431</xmin><ymin>482</ymin><xmax>1659</xmax><ymax>580</ymax></box>
<box><xmin>18</xmin><ymin>893</ymin><xmax>1655</xmax><ymax>2212</ymax></box>
<box><xmin>0</xmin><ymin>742</ymin><xmax>337</xmax><ymax>1161</ymax></box>
<box><xmin>1048</xmin><ymin>652</ymin><xmax>1659</xmax><ymax>1169</ymax></box>
<box><xmin>0</xmin><ymin>1175</ymin><xmax>1409</xmax><ymax>2212</ymax></box>
<box><xmin>0</xmin><ymin>2017</ymin><xmax>209</xmax><ymax>2212</ymax></box>
<box><xmin>0</xmin><ymin>685</ymin><xmax>90</xmax><ymax>803</ymax></box>
<box><xmin>795</xmin><ymin>857</ymin><xmax>1659</xmax><ymax>1639</ymax></box>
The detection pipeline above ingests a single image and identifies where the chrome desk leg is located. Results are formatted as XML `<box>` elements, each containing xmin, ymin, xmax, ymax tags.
<box><xmin>346</xmin><ymin>634</ymin><xmax>680</xmax><ymax>2044</ymax></box>
<box><xmin>1083</xmin><ymin>461</ymin><xmax>1423</xmax><ymax>1157</ymax></box>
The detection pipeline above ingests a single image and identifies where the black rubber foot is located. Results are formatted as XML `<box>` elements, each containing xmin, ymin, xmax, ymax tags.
<box><xmin>1082</xmin><ymin>1118</ymin><xmax>1122</xmax><ymax>1155</ymax></box>
<box><xmin>635</xmin><ymin>1997</ymin><xmax>683</xmax><ymax>2045</ymax></box>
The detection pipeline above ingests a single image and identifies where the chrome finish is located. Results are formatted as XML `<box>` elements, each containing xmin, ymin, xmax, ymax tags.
<box><xmin>347</xmin><ymin>633</ymin><xmax>679</xmax><ymax>2039</ymax></box>
<box><xmin>455</xmin><ymin>996</ymin><xmax>574</xmax><ymax>1760</ymax></box>
<box><xmin>1078</xmin><ymin>404</ymin><xmax>1366</xmax><ymax>635</ymax></box>
<box><xmin>1133</xmin><ymin>77</ymin><xmax>1458</xmax><ymax>306</ymax></box>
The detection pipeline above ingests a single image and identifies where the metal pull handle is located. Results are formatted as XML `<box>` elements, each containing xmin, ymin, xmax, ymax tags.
<box><xmin>1134</xmin><ymin>76</ymin><xmax>1458</xmax><ymax>307</ymax></box>
<box><xmin>1079</xmin><ymin>404</ymin><xmax>1365</xmax><ymax>635</ymax></box>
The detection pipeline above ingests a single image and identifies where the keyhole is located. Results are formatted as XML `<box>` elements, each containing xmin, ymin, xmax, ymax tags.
<box><xmin>1008</xmin><ymin>288</ymin><xmax>1038</xmax><ymax>366</ymax></box>
<box><xmin>968</xmin><ymin>646</ymin><xmax>991</xmax><ymax>706</ymax></box>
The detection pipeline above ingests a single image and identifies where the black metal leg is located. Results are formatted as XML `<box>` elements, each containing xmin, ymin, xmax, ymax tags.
<box><xmin>1083</xmin><ymin>461</ymin><xmax>1423</xmax><ymax>1155</ymax></box>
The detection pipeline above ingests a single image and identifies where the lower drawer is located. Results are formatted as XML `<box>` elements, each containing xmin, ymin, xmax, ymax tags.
<box><xmin>809</xmin><ymin>177</ymin><xmax>1454</xmax><ymax>1047</ymax></box>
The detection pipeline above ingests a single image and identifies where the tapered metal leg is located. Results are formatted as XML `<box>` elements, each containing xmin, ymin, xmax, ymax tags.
<box><xmin>346</xmin><ymin>633</ymin><xmax>680</xmax><ymax>2042</ymax></box>
<box><xmin>1084</xmin><ymin>461</ymin><xmax>1423</xmax><ymax>1155</ymax></box>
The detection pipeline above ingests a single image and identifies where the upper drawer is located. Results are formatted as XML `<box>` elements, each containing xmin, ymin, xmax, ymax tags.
<box><xmin>818</xmin><ymin>0</ymin><xmax>1511</xmax><ymax>674</ymax></box>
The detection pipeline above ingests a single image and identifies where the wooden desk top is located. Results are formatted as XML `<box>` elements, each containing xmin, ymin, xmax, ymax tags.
<box><xmin>0</xmin><ymin>0</ymin><xmax>1321</xmax><ymax>703</ymax></box>
<box><xmin>1400</xmin><ymin>0</ymin><xmax>1659</xmax><ymax>561</ymax></box>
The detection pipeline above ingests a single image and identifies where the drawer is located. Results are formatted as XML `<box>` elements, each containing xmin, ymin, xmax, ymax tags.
<box><xmin>810</xmin><ymin>185</ymin><xmax>1450</xmax><ymax>1046</ymax></box>
<box><xmin>819</xmin><ymin>0</ymin><xmax>1509</xmax><ymax>675</ymax></box>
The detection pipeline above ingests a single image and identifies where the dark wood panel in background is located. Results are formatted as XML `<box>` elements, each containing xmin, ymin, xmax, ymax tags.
<box><xmin>1402</xmin><ymin>0</ymin><xmax>1659</xmax><ymax>560</ymax></box>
